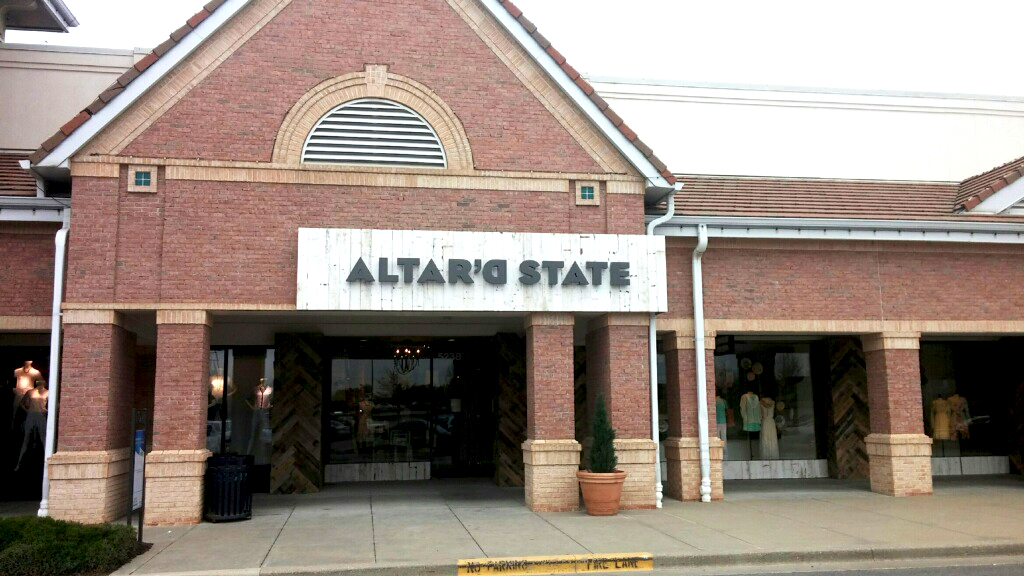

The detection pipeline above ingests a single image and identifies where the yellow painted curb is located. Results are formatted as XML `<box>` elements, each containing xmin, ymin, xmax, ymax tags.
<box><xmin>457</xmin><ymin>553</ymin><xmax>653</xmax><ymax>575</ymax></box>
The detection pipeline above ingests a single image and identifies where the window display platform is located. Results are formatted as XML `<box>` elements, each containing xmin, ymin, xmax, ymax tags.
<box><xmin>932</xmin><ymin>456</ymin><xmax>1010</xmax><ymax>476</ymax></box>
<box><xmin>325</xmin><ymin>462</ymin><xmax>430</xmax><ymax>483</ymax></box>
<box><xmin>723</xmin><ymin>459</ymin><xmax>828</xmax><ymax>480</ymax></box>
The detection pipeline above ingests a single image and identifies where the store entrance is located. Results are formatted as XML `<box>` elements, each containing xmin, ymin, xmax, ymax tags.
<box><xmin>324</xmin><ymin>337</ymin><xmax>498</xmax><ymax>481</ymax></box>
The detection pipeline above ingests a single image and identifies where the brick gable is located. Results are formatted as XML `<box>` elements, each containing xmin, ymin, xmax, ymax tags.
<box><xmin>119</xmin><ymin>0</ymin><xmax>606</xmax><ymax>173</ymax></box>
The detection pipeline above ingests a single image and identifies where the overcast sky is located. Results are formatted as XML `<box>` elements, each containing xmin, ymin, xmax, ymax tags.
<box><xmin>8</xmin><ymin>0</ymin><xmax>1024</xmax><ymax>97</ymax></box>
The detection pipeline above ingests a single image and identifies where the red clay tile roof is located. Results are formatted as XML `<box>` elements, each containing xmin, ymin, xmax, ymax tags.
<box><xmin>954</xmin><ymin>154</ymin><xmax>1024</xmax><ymax>212</ymax></box>
<box><xmin>496</xmin><ymin>0</ymin><xmax>675</xmax><ymax>184</ymax></box>
<box><xmin>0</xmin><ymin>154</ymin><xmax>36</xmax><ymax>196</ymax></box>
<box><xmin>28</xmin><ymin>0</ymin><xmax>228</xmax><ymax>165</ymax></box>
<box><xmin>31</xmin><ymin>0</ymin><xmax>675</xmax><ymax>186</ymax></box>
<box><xmin>675</xmin><ymin>174</ymin><xmax>974</xmax><ymax>221</ymax></box>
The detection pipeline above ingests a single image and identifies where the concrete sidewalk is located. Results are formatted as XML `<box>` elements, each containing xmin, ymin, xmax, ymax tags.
<box><xmin>112</xmin><ymin>475</ymin><xmax>1024</xmax><ymax>576</ymax></box>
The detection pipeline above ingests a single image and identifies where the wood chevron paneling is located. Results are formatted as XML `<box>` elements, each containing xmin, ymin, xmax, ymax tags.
<box><xmin>494</xmin><ymin>334</ymin><xmax>526</xmax><ymax>487</ymax></box>
<box><xmin>271</xmin><ymin>333</ymin><xmax>324</xmax><ymax>494</ymax></box>
<box><xmin>827</xmin><ymin>337</ymin><xmax>870</xmax><ymax>480</ymax></box>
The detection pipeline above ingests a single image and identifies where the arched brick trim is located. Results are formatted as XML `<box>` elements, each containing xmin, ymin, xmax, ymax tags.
<box><xmin>273</xmin><ymin>67</ymin><xmax>474</xmax><ymax>170</ymax></box>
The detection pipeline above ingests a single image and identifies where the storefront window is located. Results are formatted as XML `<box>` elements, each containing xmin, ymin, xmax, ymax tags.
<box><xmin>206</xmin><ymin>347</ymin><xmax>275</xmax><ymax>465</ymax></box>
<box><xmin>714</xmin><ymin>341</ymin><xmax>820</xmax><ymax>461</ymax></box>
<box><xmin>921</xmin><ymin>341</ymin><xmax>1013</xmax><ymax>458</ymax></box>
<box><xmin>328</xmin><ymin>354</ymin><xmax>453</xmax><ymax>466</ymax></box>
<box><xmin>2</xmin><ymin>340</ymin><xmax>50</xmax><ymax>500</ymax></box>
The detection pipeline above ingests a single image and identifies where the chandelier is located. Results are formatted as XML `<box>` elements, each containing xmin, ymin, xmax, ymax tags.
<box><xmin>393</xmin><ymin>344</ymin><xmax>425</xmax><ymax>374</ymax></box>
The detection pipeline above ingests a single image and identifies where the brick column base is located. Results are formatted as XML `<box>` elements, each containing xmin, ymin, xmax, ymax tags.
<box><xmin>523</xmin><ymin>439</ymin><xmax>581</xmax><ymax>512</ymax></box>
<box><xmin>144</xmin><ymin>449</ymin><xmax>211</xmax><ymax>525</ymax></box>
<box><xmin>615</xmin><ymin>439</ymin><xmax>657</xmax><ymax>509</ymax></box>
<box><xmin>663</xmin><ymin>437</ymin><xmax>724</xmax><ymax>501</ymax></box>
<box><xmin>48</xmin><ymin>448</ymin><xmax>130</xmax><ymax>523</ymax></box>
<box><xmin>866</xmin><ymin>434</ymin><xmax>932</xmax><ymax>497</ymax></box>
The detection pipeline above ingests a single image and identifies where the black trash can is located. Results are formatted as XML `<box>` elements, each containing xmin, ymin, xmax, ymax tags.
<box><xmin>204</xmin><ymin>454</ymin><xmax>253</xmax><ymax>522</ymax></box>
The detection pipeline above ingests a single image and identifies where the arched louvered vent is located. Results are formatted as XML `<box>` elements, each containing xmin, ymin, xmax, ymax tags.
<box><xmin>301</xmin><ymin>99</ymin><xmax>447</xmax><ymax>168</ymax></box>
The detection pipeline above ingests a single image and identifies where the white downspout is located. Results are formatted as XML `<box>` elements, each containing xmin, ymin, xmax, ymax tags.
<box><xmin>645</xmin><ymin>184</ymin><xmax>680</xmax><ymax>509</ymax></box>
<box><xmin>38</xmin><ymin>209</ymin><xmax>70</xmax><ymax>517</ymax></box>
<box><xmin>692</xmin><ymin>224</ymin><xmax>711</xmax><ymax>502</ymax></box>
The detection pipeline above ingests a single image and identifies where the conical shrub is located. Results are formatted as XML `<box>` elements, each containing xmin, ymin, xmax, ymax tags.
<box><xmin>588</xmin><ymin>394</ymin><xmax>617</xmax><ymax>473</ymax></box>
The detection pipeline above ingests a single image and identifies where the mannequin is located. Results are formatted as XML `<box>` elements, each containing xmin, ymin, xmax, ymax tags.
<box><xmin>948</xmin><ymin>393</ymin><xmax>970</xmax><ymax>440</ymax></box>
<box><xmin>15</xmin><ymin>380</ymin><xmax>48</xmax><ymax>471</ymax></box>
<box><xmin>356</xmin><ymin>390</ymin><xmax>375</xmax><ymax>450</ymax></box>
<box><xmin>715</xmin><ymin>391</ymin><xmax>728</xmax><ymax>459</ymax></box>
<box><xmin>12</xmin><ymin>361</ymin><xmax>41</xmax><ymax>426</ymax></box>
<box><xmin>739</xmin><ymin>390</ymin><xmax>761</xmax><ymax>433</ymax></box>
<box><xmin>930</xmin><ymin>395</ymin><xmax>951</xmax><ymax>441</ymax></box>
<box><xmin>246</xmin><ymin>378</ymin><xmax>273</xmax><ymax>455</ymax></box>
<box><xmin>759</xmin><ymin>397</ymin><xmax>779</xmax><ymax>460</ymax></box>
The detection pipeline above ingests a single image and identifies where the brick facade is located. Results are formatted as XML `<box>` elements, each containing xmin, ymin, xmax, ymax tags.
<box><xmin>120</xmin><ymin>0</ymin><xmax>602</xmax><ymax>173</ymax></box>
<box><xmin>665</xmin><ymin>239</ymin><xmax>1024</xmax><ymax>323</ymax></box>
<box><xmin>18</xmin><ymin>0</ymin><xmax>1024</xmax><ymax>527</ymax></box>
<box><xmin>0</xmin><ymin>226</ymin><xmax>57</xmax><ymax>317</ymax></box>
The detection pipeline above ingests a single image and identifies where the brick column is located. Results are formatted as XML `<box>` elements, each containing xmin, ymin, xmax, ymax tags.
<box><xmin>49</xmin><ymin>310</ymin><xmax>136</xmax><ymax>523</ymax></box>
<box><xmin>662</xmin><ymin>330</ymin><xmax>723</xmax><ymax>502</ymax></box>
<box><xmin>522</xmin><ymin>313</ymin><xmax>580</xmax><ymax>512</ymax></box>
<box><xmin>146</xmin><ymin>310</ymin><xmax>212</xmax><ymax>525</ymax></box>
<box><xmin>863</xmin><ymin>332</ymin><xmax>932</xmax><ymax>497</ymax></box>
<box><xmin>585</xmin><ymin>313</ymin><xmax>656</xmax><ymax>509</ymax></box>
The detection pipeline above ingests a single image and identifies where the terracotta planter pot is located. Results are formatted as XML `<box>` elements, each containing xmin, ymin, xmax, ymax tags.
<box><xmin>577</xmin><ymin>470</ymin><xmax>627</xmax><ymax>516</ymax></box>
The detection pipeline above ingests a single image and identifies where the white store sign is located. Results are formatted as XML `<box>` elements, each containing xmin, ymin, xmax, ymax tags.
<box><xmin>297</xmin><ymin>228</ymin><xmax>667</xmax><ymax>313</ymax></box>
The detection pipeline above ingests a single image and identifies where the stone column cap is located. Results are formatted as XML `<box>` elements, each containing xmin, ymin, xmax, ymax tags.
<box><xmin>862</xmin><ymin>332</ymin><xmax>921</xmax><ymax>352</ymax></box>
<box><xmin>523</xmin><ymin>313</ymin><xmax>574</xmax><ymax>329</ymax></box>
<box><xmin>663</xmin><ymin>332</ymin><xmax>716</xmax><ymax>351</ymax></box>
<box><xmin>63</xmin><ymin>309</ymin><xmax>125</xmax><ymax>327</ymax></box>
<box><xmin>586</xmin><ymin>313</ymin><xmax>650</xmax><ymax>332</ymax></box>
<box><xmin>156</xmin><ymin>310</ymin><xmax>212</xmax><ymax>326</ymax></box>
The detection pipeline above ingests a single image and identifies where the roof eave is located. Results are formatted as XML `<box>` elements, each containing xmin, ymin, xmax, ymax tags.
<box><xmin>479</xmin><ymin>0</ymin><xmax>675</xmax><ymax>201</ymax></box>
<box><xmin>31</xmin><ymin>0</ymin><xmax>252</xmax><ymax>172</ymax></box>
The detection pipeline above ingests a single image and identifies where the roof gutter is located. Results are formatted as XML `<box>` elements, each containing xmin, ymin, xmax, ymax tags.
<box><xmin>648</xmin><ymin>215</ymin><xmax>1024</xmax><ymax>243</ymax></box>
<box><xmin>0</xmin><ymin>196</ymin><xmax>69</xmax><ymax>223</ymax></box>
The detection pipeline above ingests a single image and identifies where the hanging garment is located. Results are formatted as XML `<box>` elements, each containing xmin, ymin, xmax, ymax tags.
<box><xmin>247</xmin><ymin>407</ymin><xmax>271</xmax><ymax>455</ymax></box>
<box><xmin>716</xmin><ymin>396</ymin><xmax>728</xmax><ymax>459</ymax></box>
<box><xmin>948</xmin><ymin>394</ymin><xmax>970</xmax><ymax>440</ymax></box>
<box><xmin>740</xmin><ymin>392</ymin><xmax>761</xmax><ymax>432</ymax></box>
<box><xmin>759</xmin><ymin>398</ymin><xmax>779</xmax><ymax>460</ymax></box>
<box><xmin>931</xmin><ymin>397</ymin><xmax>951</xmax><ymax>441</ymax></box>
<box><xmin>716</xmin><ymin>397</ymin><xmax>727</xmax><ymax>427</ymax></box>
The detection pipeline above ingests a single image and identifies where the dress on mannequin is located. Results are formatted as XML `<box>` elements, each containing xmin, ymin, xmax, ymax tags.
<box><xmin>246</xmin><ymin>379</ymin><xmax>272</xmax><ymax>456</ymax></box>
<box><xmin>759</xmin><ymin>397</ymin><xmax>779</xmax><ymax>460</ymax></box>
<box><xmin>739</xmin><ymin>392</ymin><xmax>761</xmax><ymax>432</ymax></box>
<box><xmin>15</xmin><ymin>380</ymin><xmax>47</xmax><ymax>471</ymax></box>
<box><xmin>948</xmin><ymin>394</ymin><xmax>970</xmax><ymax>440</ymax></box>
<box><xmin>715</xmin><ymin>395</ymin><xmax>728</xmax><ymax>458</ymax></box>
<box><xmin>930</xmin><ymin>396</ymin><xmax>951</xmax><ymax>441</ymax></box>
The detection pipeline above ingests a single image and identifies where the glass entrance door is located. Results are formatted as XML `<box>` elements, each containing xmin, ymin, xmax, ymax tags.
<box><xmin>325</xmin><ymin>338</ymin><xmax>497</xmax><ymax>479</ymax></box>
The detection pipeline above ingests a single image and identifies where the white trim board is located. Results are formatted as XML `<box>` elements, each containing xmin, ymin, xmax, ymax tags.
<box><xmin>971</xmin><ymin>175</ymin><xmax>1024</xmax><ymax>214</ymax></box>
